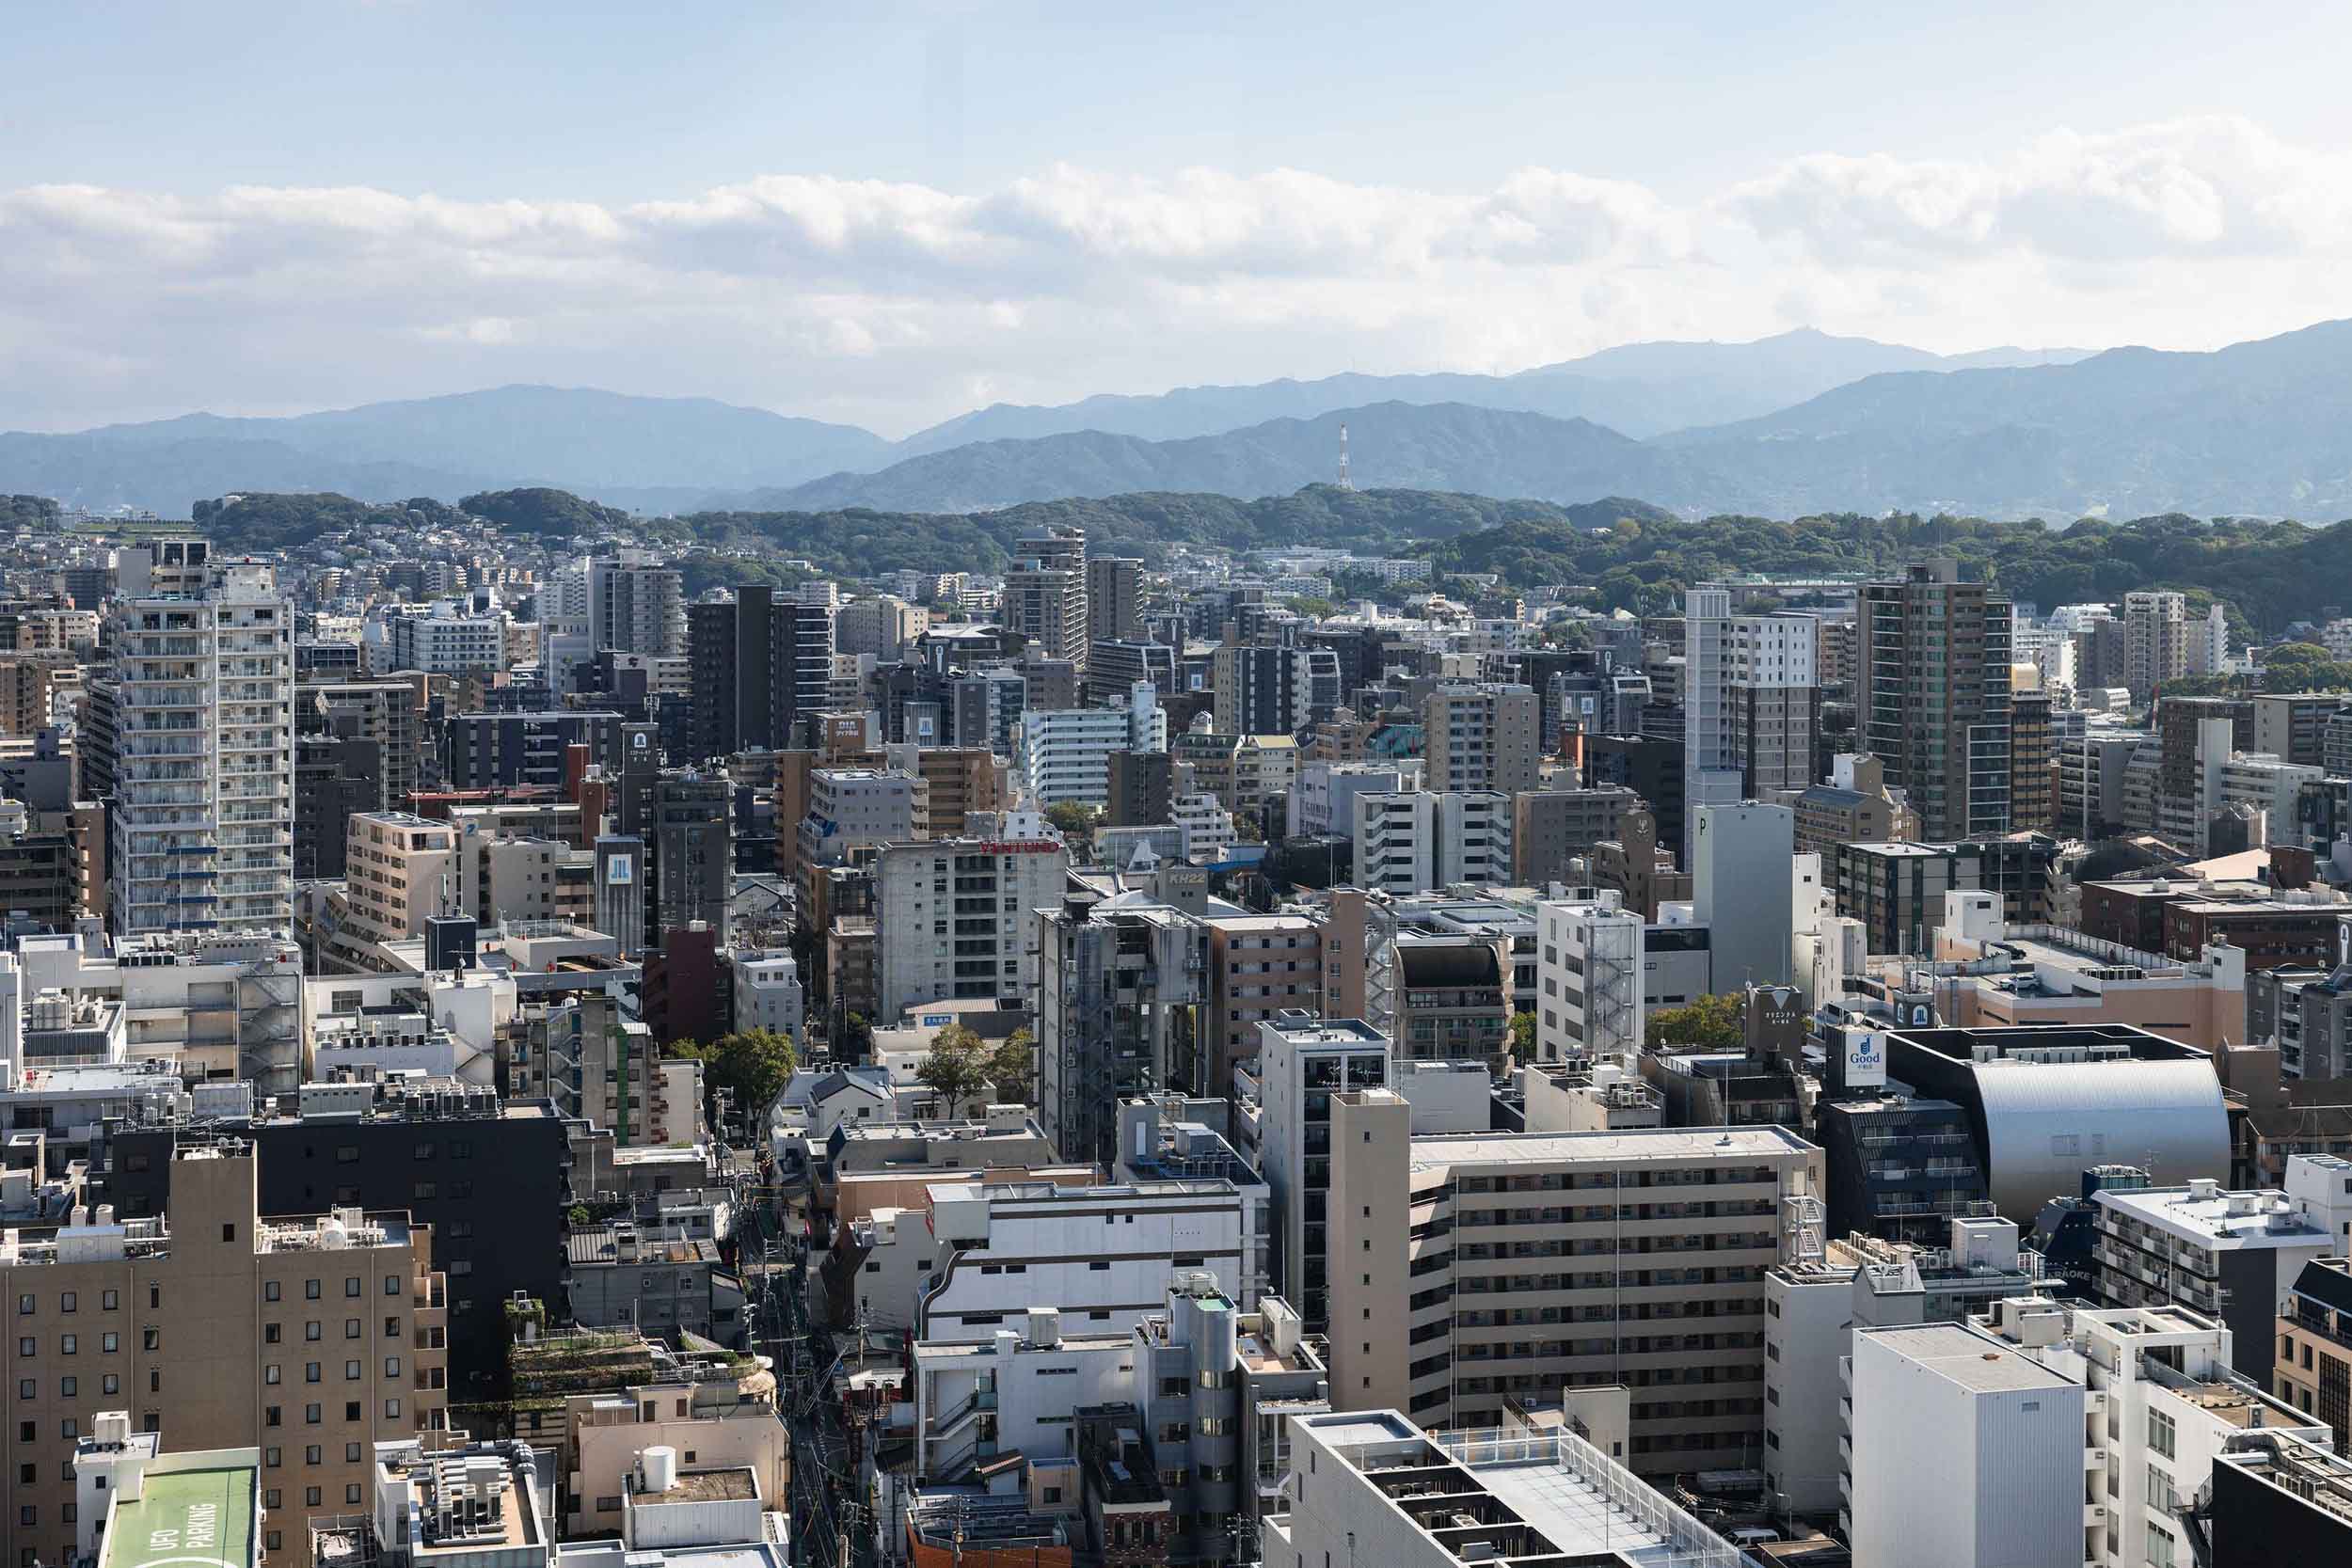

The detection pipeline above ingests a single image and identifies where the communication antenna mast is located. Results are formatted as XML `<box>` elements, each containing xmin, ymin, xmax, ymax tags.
<box><xmin>1338</xmin><ymin>422</ymin><xmax>1354</xmax><ymax>490</ymax></box>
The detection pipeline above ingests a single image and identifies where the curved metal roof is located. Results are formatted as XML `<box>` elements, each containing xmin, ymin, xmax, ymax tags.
<box><xmin>1972</xmin><ymin>1058</ymin><xmax>2228</xmax><ymax>1221</ymax></box>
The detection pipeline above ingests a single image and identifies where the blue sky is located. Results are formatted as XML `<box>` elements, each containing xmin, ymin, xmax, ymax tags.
<box><xmin>8</xmin><ymin>2</ymin><xmax>2352</xmax><ymax>434</ymax></box>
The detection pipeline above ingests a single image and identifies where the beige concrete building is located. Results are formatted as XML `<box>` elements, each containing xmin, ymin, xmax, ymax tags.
<box><xmin>0</xmin><ymin>651</ymin><xmax>76</xmax><ymax>736</ymax></box>
<box><xmin>1422</xmin><ymin>683</ymin><xmax>1540</xmax><ymax>795</ymax></box>
<box><xmin>1788</xmin><ymin>753</ymin><xmax>1915</xmax><ymax>855</ymax></box>
<box><xmin>1207</xmin><ymin>911</ymin><xmax>1328</xmax><ymax>1085</ymax></box>
<box><xmin>563</xmin><ymin>1356</ymin><xmax>787</xmax><ymax>1536</ymax></box>
<box><xmin>0</xmin><ymin>1145</ymin><xmax>450</xmax><ymax>1568</ymax></box>
<box><xmin>337</xmin><ymin>812</ymin><xmax>459</xmax><ymax>963</ymax></box>
<box><xmin>1325</xmin><ymin>1093</ymin><xmax>1818</xmax><ymax>1477</ymax></box>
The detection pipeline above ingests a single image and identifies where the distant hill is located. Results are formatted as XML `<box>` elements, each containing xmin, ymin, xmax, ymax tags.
<box><xmin>894</xmin><ymin>328</ymin><xmax>2089</xmax><ymax>451</ymax></box>
<box><xmin>760</xmin><ymin>403</ymin><xmax>1725</xmax><ymax>515</ymax></box>
<box><xmin>1659</xmin><ymin>319</ymin><xmax>2352</xmax><ymax>517</ymax></box>
<box><xmin>2</xmin><ymin>387</ymin><xmax>890</xmax><ymax>516</ymax></box>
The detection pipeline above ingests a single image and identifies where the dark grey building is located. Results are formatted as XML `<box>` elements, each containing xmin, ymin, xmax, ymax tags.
<box><xmin>685</xmin><ymin>585</ymin><xmax>834</xmax><ymax>760</ymax></box>
<box><xmin>98</xmin><ymin>1091</ymin><xmax>572</xmax><ymax>1395</ymax></box>
<box><xmin>442</xmin><ymin>709</ymin><xmax>645</xmax><ymax>790</ymax></box>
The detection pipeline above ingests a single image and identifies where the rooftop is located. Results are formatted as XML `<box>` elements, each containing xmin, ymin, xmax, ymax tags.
<box><xmin>2096</xmin><ymin>1182</ymin><xmax>2330</xmax><ymax>1245</ymax></box>
<box><xmin>103</xmin><ymin>1465</ymin><xmax>257</xmax><ymax>1568</ymax></box>
<box><xmin>1406</xmin><ymin>1124</ymin><xmax>1815</xmax><ymax>1178</ymax></box>
<box><xmin>639</xmin><ymin>1466</ymin><xmax>758</xmax><ymax>1503</ymax></box>
<box><xmin>1861</xmin><ymin>1322</ymin><xmax>2079</xmax><ymax>1393</ymax></box>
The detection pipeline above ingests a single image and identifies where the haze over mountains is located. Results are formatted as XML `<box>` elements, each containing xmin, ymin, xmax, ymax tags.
<box><xmin>14</xmin><ymin>322</ymin><xmax>2352</xmax><ymax>522</ymax></box>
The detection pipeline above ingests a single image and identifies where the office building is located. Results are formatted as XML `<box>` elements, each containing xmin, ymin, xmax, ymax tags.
<box><xmin>1213</xmin><ymin>642</ymin><xmax>1333</xmax><ymax>736</ymax></box>
<box><xmin>105</xmin><ymin>562</ymin><xmax>296</xmax><ymax>936</ymax></box>
<box><xmin>1084</xmin><ymin>637</ymin><xmax>1180</xmax><ymax>705</ymax></box>
<box><xmin>1262</xmin><ymin>1408</ymin><xmax>1743</xmax><ymax>1568</ymax></box>
<box><xmin>1830</xmin><ymin>835</ymin><xmax>2058</xmax><ymax>955</ymax></box>
<box><xmin>382</xmin><ymin>597</ymin><xmax>507</xmax><ymax>677</ymax></box>
<box><xmin>1859</xmin><ymin>562</ymin><xmax>2012</xmax><ymax>840</ymax></box>
<box><xmin>1691</xmin><ymin>800</ymin><xmax>1795</xmax><ymax>988</ymax></box>
<box><xmin>1583</xmin><ymin>733</ymin><xmax>1684</xmax><ymax>864</ymax></box>
<box><xmin>1846</xmin><ymin>1319</ymin><xmax>2088</xmax><ymax>1568</ymax></box>
<box><xmin>0</xmin><ymin>1145</ymin><xmax>450</xmax><ymax>1568</ymax></box>
<box><xmin>1882</xmin><ymin>1022</ymin><xmax>2230</xmax><ymax>1220</ymax></box>
<box><xmin>1326</xmin><ymin>1097</ymin><xmax>1819</xmax><ymax>1472</ymax></box>
<box><xmin>834</xmin><ymin>593</ymin><xmax>927</xmax><ymax>660</ymax></box>
<box><xmin>2211</xmin><ymin>1433</ymin><xmax>2352</xmax><ymax>1565</ymax></box>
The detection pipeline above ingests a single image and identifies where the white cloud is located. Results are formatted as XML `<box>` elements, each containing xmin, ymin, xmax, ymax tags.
<box><xmin>4</xmin><ymin>114</ymin><xmax>2351</xmax><ymax>435</ymax></box>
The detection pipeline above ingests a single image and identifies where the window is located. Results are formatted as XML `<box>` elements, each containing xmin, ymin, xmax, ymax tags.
<box><xmin>346</xmin><ymin>1444</ymin><xmax>362</xmax><ymax>1463</ymax></box>
<box><xmin>344</xmin><ymin>1361</ymin><xmax>361</xmax><ymax>1381</ymax></box>
<box><xmin>306</xmin><ymin>1280</ymin><xmax>322</xmax><ymax>1300</ymax></box>
<box><xmin>265</xmin><ymin>1324</ymin><xmax>280</xmax><ymax>1344</ymax></box>
<box><xmin>265</xmin><ymin>1448</ymin><xmax>281</xmax><ymax>1467</ymax></box>
<box><xmin>304</xmin><ymin>1404</ymin><xmax>322</xmax><ymax>1425</ymax></box>
<box><xmin>345</xmin><ymin>1277</ymin><xmax>362</xmax><ymax>1298</ymax></box>
<box><xmin>2147</xmin><ymin>1465</ymin><xmax>2175</xmax><ymax>1513</ymax></box>
<box><xmin>101</xmin><ymin>1291</ymin><xmax>117</xmax><ymax>1312</ymax></box>
<box><xmin>2146</xmin><ymin>1521</ymin><xmax>2176</xmax><ymax>1568</ymax></box>
<box><xmin>13</xmin><ymin>1296</ymin><xmax>27</xmax><ymax>1316</ymax></box>
<box><xmin>59</xmin><ymin>1292</ymin><xmax>75</xmax><ymax>1314</ymax></box>
<box><xmin>384</xmin><ymin>1357</ymin><xmax>402</xmax><ymax>1377</ymax></box>
<box><xmin>305</xmin><ymin>1363</ymin><xmax>321</xmax><ymax>1384</ymax></box>
<box><xmin>58</xmin><ymin>1335</ymin><xmax>76</xmax><ymax>1355</ymax></box>
<box><xmin>149</xmin><ymin>1286</ymin><xmax>160</xmax><ymax>1309</ymax></box>
<box><xmin>345</xmin><ymin>1320</ymin><xmax>361</xmax><ymax>1339</ymax></box>
<box><xmin>142</xmin><ymin>1329</ymin><xmax>158</xmax><ymax>1352</ymax></box>
<box><xmin>384</xmin><ymin>1399</ymin><xmax>402</xmax><ymax>1420</ymax></box>
<box><xmin>265</xmin><ymin>1281</ymin><xmax>280</xmax><ymax>1303</ymax></box>
<box><xmin>222</xmin><ymin>1224</ymin><xmax>236</xmax><ymax>1243</ymax></box>
<box><xmin>385</xmin><ymin>1276</ymin><xmax>401</xmax><ymax>1297</ymax></box>
<box><xmin>265</xmin><ymin>1367</ymin><xmax>281</xmax><ymax>1386</ymax></box>
<box><xmin>2149</xmin><ymin>1410</ymin><xmax>2176</xmax><ymax>1460</ymax></box>
<box><xmin>58</xmin><ymin>1378</ymin><xmax>74</xmax><ymax>1398</ymax></box>
<box><xmin>102</xmin><ymin>1376</ymin><xmax>119</xmax><ymax>1396</ymax></box>
<box><xmin>101</xmin><ymin>1333</ymin><xmax>119</xmax><ymax>1354</ymax></box>
<box><xmin>306</xmin><ymin>1323</ymin><xmax>322</xmax><ymax>1342</ymax></box>
<box><xmin>345</xmin><ymin>1484</ymin><xmax>363</xmax><ymax>1505</ymax></box>
<box><xmin>305</xmin><ymin>1488</ymin><xmax>322</xmax><ymax>1509</ymax></box>
<box><xmin>305</xmin><ymin>1447</ymin><xmax>322</xmax><ymax>1465</ymax></box>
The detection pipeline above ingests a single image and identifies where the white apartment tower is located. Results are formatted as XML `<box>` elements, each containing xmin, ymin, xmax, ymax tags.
<box><xmin>108</xmin><ymin>562</ymin><xmax>296</xmax><ymax>936</ymax></box>
<box><xmin>1684</xmin><ymin>585</ymin><xmax>1819</xmax><ymax>860</ymax></box>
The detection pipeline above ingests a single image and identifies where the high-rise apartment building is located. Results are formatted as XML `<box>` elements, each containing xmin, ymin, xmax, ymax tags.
<box><xmin>1683</xmin><ymin>586</ymin><xmax>1819</xmax><ymax>857</ymax></box>
<box><xmin>1422</xmin><ymin>683</ymin><xmax>1539</xmax><ymax>795</ymax></box>
<box><xmin>1084</xmin><ymin>554</ymin><xmax>1142</xmax><ymax>645</ymax></box>
<box><xmin>2123</xmin><ymin>589</ymin><xmax>2189</xmax><ymax>703</ymax></box>
<box><xmin>685</xmin><ymin>585</ymin><xmax>834</xmax><ymax>758</ymax></box>
<box><xmin>105</xmin><ymin>562</ymin><xmax>295</xmax><ymax>937</ymax></box>
<box><xmin>587</xmin><ymin>557</ymin><xmax>686</xmax><ymax>657</ymax></box>
<box><xmin>1859</xmin><ymin>562</ymin><xmax>2012</xmax><ymax>840</ymax></box>
<box><xmin>1005</xmin><ymin>528</ymin><xmax>1089</xmax><ymax>670</ymax></box>
<box><xmin>1212</xmin><ymin>642</ymin><xmax>1334</xmax><ymax>736</ymax></box>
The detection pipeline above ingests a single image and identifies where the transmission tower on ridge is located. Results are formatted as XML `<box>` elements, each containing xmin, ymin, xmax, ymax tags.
<box><xmin>1338</xmin><ymin>421</ymin><xmax>1354</xmax><ymax>490</ymax></box>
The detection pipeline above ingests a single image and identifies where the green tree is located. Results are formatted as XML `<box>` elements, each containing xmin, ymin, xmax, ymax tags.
<box><xmin>1507</xmin><ymin>1010</ymin><xmax>1536</xmax><ymax>1059</ymax></box>
<box><xmin>672</xmin><ymin>1029</ymin><xmax>797</xmax><ymax>1123</ymax></box>
<box><xmin>986</xmin><ymin>1027</ymin><xmax>1036</xmax><ymax>1103</ymax></box>
<box><xmin>1043</xmin><ymin>800</ymin><xmax>1100</xmax><ymax>839</ymax></box>
<box><xmin>915</xmin><ymin>1023</ymin><xmax>998</xmax><ymax>1117</ymax></box>
<box><xmin>1645</xmin><ymin>992</ymin><xmax>1744</xmax><ymax>1051</ymax></box>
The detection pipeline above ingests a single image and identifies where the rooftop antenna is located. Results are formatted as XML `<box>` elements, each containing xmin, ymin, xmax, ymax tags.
<box><xmin>1338</xmin><ymin>422</ymin><xmax>1354</xmax><ymax>491</ymax></box>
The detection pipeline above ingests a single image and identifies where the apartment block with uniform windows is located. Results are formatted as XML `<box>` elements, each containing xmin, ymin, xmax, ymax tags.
<box><xmin>1324</xmin><ymin>1092</ymin><xmax>1819</xmax><ymax>1478</ymax></box>
<box><xmin>0</xmin><ymin>1144</ymin><xmax>449</xmax><ymax>1568</ymax></box>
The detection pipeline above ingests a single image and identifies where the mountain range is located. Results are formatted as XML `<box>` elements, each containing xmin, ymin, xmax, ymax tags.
<box><xmin>14</xmin><ymin>321</ymin><xmax>2352</xmax><ymax>521</ymax></box>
